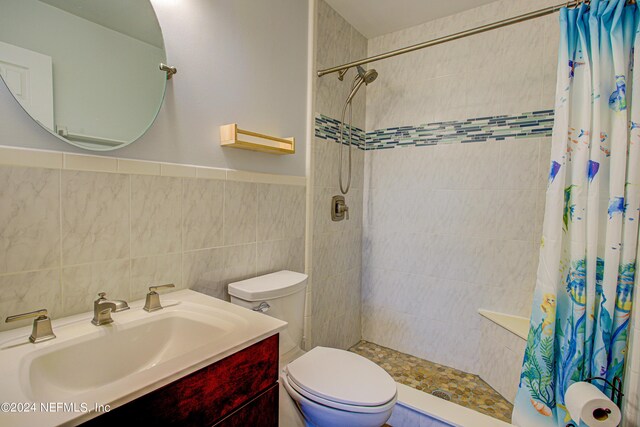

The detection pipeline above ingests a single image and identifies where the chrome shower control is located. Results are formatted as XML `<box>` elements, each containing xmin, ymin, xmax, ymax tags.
<box><xmin>332</xmin><ymin>195</ymin><xmax>349</xmax><ymax>221</ymax></box>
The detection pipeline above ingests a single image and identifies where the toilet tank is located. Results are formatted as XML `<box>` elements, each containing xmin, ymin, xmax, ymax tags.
<box><xmin>228</xmin><ymin>270</ymin><xmax>308</xmax><ymax>357</ymax></box>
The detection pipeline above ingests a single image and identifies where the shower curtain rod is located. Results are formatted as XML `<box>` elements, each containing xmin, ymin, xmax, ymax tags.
<box><xmin>317</xmin><ymin>0</ymin><xmax>596</xmax><ymax>78</ymax></box>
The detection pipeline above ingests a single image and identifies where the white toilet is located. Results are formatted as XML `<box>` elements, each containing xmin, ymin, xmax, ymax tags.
<box><xmin>228</xmin><ymin>270</ymin><xmax>397</xmax><ymax>427</ymax></box>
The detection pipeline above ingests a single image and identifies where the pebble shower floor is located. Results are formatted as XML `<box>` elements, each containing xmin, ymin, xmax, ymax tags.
<box><xmin>348</xmin><ymin>341</ymin><xmax>513</xmax><ymax>423</ymax></box>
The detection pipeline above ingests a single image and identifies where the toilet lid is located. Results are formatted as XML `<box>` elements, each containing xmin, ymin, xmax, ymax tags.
<box><xmin>285</xmin><ymin>347</ymin><xmax>397</xmax><ymax>407</ymax></box>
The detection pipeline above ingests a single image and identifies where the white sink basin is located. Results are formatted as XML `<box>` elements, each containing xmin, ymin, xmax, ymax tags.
<box><xmin>28</xmin><ymin>311</ymin><xmax>231</xmax><ymax>401</ymax></box>
<box><xmin>0</xmin><ymin>290</ymin><xmax>287</xmax><ymax>427</ymax></box>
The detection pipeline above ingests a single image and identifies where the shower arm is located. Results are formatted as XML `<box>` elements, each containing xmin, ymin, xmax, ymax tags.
<box><xmin>318</xmin><ymin>0</ymin><xmax>593</xmax><ymax>78</ymax></box>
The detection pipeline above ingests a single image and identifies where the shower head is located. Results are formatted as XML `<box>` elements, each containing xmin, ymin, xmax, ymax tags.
<box><xmin>345</xmin><ymin>66</ymin><xmax>378</xmax><ymax>104</ymax></box>
<box><xmin>356</xmin><ymin>65</ymin><xmax>378</xmax><ymax>85</ymax></box>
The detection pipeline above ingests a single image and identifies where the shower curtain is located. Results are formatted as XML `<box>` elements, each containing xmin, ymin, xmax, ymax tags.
<box><xmin>512</xmin><ymin>1</ymin><xmax>639</xmax><ymax>426</ymax></box>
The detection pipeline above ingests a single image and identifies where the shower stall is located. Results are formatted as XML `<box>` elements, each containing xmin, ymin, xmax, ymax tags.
<box><xmin>309</xmin><ymin>0</ymin><xmax>640</xmax><ymax>425</ymax></box>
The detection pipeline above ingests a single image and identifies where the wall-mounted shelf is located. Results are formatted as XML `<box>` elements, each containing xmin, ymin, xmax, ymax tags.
<box><xmin>220</xmin><ymin>124</ymin><xmax>295</xmax><ymax>155</ymax></box>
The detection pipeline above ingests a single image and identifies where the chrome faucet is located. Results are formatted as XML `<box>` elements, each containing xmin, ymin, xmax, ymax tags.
<box><xmin>91</xmin><ymin>292</ymin><xmax>129</xmax><ymax>326</ymax></box>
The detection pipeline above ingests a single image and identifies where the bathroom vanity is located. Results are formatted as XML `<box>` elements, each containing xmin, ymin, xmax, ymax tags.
<box><xmin>83</xmin><ymin>334</ymin><xmax>279</xmax><ymax>427</ymax></box>
<box><xmin>0</xmin><ymin>290</ymin><xmax>286</xmax><ymax>427</ymax></box>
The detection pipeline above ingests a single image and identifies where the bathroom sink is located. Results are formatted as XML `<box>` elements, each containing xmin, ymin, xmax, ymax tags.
<box><xmin>0</xmin><ymin>290</ymin><xmax>287</xmax><ymax>427</ymax></box>
<box><xmin>28</xmin><ymin>312</ymin><xmax>231</xmax><ymax>401</ymax></box>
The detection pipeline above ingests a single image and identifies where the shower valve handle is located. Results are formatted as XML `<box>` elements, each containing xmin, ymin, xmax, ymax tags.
<box><xmin>331</xmin><ymin>195</ymin><xmax>349</xmax><ymax>222</ymax></box>
<box><xmin>337</xmin><ymin>202</ymin><xmax>349</xmax><ymax>220</ymax></box>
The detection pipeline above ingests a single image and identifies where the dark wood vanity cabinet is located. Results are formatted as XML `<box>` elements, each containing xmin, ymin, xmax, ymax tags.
<box><xmin>83</xmin><ymin>334</ymin><xmax>279</xmax><ymax>427</ymax></box>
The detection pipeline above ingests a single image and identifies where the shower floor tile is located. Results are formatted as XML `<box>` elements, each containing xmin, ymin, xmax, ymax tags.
<box><xmin>348</xmin><ymin>341</ymin><xmax>513</xmax><ymax>423</ymax></box>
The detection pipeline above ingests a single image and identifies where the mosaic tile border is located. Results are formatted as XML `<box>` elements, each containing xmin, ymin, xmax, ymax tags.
<box><xmin>314</xmin><ymin>114</ymin><xmax>366</xmax><ymax>148</ymax></box>
<box><xmin>315</xmin><ymin>110</ymin><xmax>555</xmax><ymax>151</ymax></box>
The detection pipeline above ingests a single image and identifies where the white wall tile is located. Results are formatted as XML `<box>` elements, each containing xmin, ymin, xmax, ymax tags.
<box><xmin>363</xmin><ymin>142</ymin><xmax>541</xmax><ymax>390</ymax></box>
<box><xmin>130</xmin><ymin>253</ymin><xmax>183</xmax><ymax>301</ymax></box>
<box><xmin>194</xmin><ymin>167</ymin><xmax>226</xmax><ymax>180</ymax></box>
<box><xmin>0</xmin><ymin>269</ymin><xmax>61</xmax><ymax>332</ymax></box>
<box><xmin>61</xmin><ymin>170</ymin><xmax>130</xmax><ymax>265</ymax></box>
<box><xmin>365</xmin><ymin>0</ymin><xmax>556</xmax><ymax>130</ymax></box>
<box><xmin>494</xmin><ymin>190</ymin><xmax>537</xmax><ymax>241</ymax></box>
<box><xmin>256</xmin><ymin>238</ymin><xmax>305</xmax><ymax>276</ymax></box>
<box><xmin>0</xmin><ymin>166</ymin><xmax>60</xmax><ymax>274</ymax></box>
<box><xmin>499</xmin><ymin>139</ymin><xmax>541</xmax><ymax>190</ymax></box>
<box><xmin>117</xmin><ymin>159</ymin><xmax>161</xmax><ymax>176</ymax></box>
<box><xmin>313</xmin><ymin>138</ymin><xmax>338</xmax><ymax>189</ymax></box>
<box><xmin>183</xmin><ymin>243</ymin><xmax>256</xmax><ymax>301</ymax></box>
<box><xmin>182</xmin><ymin>178</ymin><xmax>224</xmax><ymax>251</ymax></box>
<box><xmin>257</xmin><ymin>183</ymin><xmax>306</xmax><ymax>241</ymax></box>
<box><xmin>315</xmin><ymin>0</ymin><xmax>351</xmax><ymax>69</ymax></box>
<box><xmin>64</xmin><ymin>153</ymin><xmax>118</xmax><ymax>173</ymax></box>
<box><xmin>61</xmin><ymin>259</ymin><xmax>130</xmax><ymax>316</ymax></box>
<box><xmin>542</xmin><ymin>14</ymin><xmax>561</xmax><ymax>108</ymax></box>
<box><xmin>431</xmin><ymin>76</ymin><xmax>468</xmax><ymax>124</ymax></box>
<box><xmin>223</xmin><ymin>181</ymin><xmax>257</xmax><ymax>245</ymax></box>
<box><xmin>0</xmin><ymin>158</ymin><xmax>305</xmax><ymax>332</ymax></box>
<box><xmin>0</xmin><ymin>145</ymin><xmax>63</xmax><ymax>169</ymax></box>
<box><xmin>160</xmin><ymin>163</ymin><xmax>196</xmax><ymax>178</ymax></box>
<box><xmin>131</xmin><ymin>175</ymin><xmax>182</xmax><ymax>257</ymax></box>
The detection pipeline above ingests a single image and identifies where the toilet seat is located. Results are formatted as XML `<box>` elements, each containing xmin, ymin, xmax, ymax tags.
<box><xmin>284</xmin><ymin>347</ymin><xmax>397</xmax><ymax>411</ymax></box>
<box><xmin>283</xmin><ymin>373</ymin><xmax>397</xmax><ymax>414</ymax></box>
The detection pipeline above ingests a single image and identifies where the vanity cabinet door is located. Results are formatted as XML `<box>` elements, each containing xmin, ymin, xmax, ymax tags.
<box><xmin>213</xmin><ymin>383</ymin><xmax>278</xmax><ymax>427</ymax></box>
<box><xmin>82</xmin><ymin>334</ymin><xmax>279</xmax><ymax>427</ymax></box>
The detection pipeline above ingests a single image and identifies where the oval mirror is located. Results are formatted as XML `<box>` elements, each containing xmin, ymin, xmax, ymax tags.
<box><xmin>0</xmin><ymin>0</ymin><xmax>167</xmax><ymax>151</ymax></box>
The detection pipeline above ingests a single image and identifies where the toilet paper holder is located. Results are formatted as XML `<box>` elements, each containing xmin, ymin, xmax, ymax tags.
<box><xmin>564</xmin><ymin>376</ymin><xmax>623</xmax><ymax>427</ymax></box>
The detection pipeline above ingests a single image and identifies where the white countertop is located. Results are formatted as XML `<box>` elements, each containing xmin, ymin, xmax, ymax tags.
<box><xmin>0</xmin><ymin>290</ymin><xmax>287</xmax><ymax>427</ymax></box>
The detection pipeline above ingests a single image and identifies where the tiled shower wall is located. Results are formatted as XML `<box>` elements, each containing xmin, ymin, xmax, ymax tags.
<box><xmin>309</xmin><ymin>0</ymin><xmax>366</xmax><ymax>349</ymax></box>
<box><xmin>0</xmin><ymin>152</ymin><xmax>305</xmax><ymax>332</ymax></box>
<box><xmin>362</xmin><ymin>0</ymin><xmax>560</xmax><ymax>402</ymax></box>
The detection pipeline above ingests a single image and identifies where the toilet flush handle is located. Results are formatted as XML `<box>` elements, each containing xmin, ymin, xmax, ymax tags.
<box><xmin>252</xmin><ymin>302</ymin><xmax>270</xmax><ymax>313</ymax></box>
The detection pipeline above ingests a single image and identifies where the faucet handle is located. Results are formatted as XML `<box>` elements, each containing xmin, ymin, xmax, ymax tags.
<box><xmin>97</xmin><ymin>292</ymin><xmax>107</xmax><ymax>300</ymax></box>
<box><xmin>5</xmin><ymin>309</ymin><xmax>56</xmax><ymax>343</ymax></box>
<box><xmin>149</xmin><ymin>284</ymin><xmax>175</xmax><ymax>293</ymax></box>
<box><xmin>6</xmin><ymin>308</ymin><xmax>49</xmax><ymax>323</ymax></box>
<box><xmin>144</xmin><ymin>284</ymin><xmax>175</xmax><ymax>312</ymax></box>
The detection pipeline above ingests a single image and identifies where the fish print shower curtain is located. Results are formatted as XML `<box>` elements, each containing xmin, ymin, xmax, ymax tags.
<box><xmin>513</xmin><ymin>1</ymin><xmax>639</xmax><ymax>426</ymax></box>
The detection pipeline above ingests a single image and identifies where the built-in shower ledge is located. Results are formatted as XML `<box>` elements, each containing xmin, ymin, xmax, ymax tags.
<box><xmin>478</xmin><ymin>309</ymin><xmax>529</xmax><ymax>340</ymax></box>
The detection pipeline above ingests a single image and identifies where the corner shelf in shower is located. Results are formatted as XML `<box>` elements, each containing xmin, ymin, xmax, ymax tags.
<box><xmin>478</xmin><ymin>309</ymin><xmax>529</xmax><ymax>340</ymax></box>
<box><xmin>220</xmin><ymin>123</ymin><xmax>295</xmax><ymax>155</ymax></box>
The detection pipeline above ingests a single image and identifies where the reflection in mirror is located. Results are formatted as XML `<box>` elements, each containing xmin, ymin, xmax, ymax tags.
<box><xmin>0</xmin><ymin>0</ymin><xmax>167</xmax><ymax>151</ymax></box>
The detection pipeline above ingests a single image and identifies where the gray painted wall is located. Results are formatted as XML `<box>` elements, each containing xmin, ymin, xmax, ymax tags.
<box><xmin>0</xmin><ymin>0</ymin><xmax>309</xmax><ymax>176</ymax></box>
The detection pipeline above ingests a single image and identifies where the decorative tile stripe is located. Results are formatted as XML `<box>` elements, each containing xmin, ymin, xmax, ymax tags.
<box><xmin>315</xmin><ymin>111</ymin><xmax>555</xmax><ymax>151</ymax></box>
<box><xmin>314</xmin><ymin>114</ymin><xmax>366</xmax><ymax>148</ymax></box>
